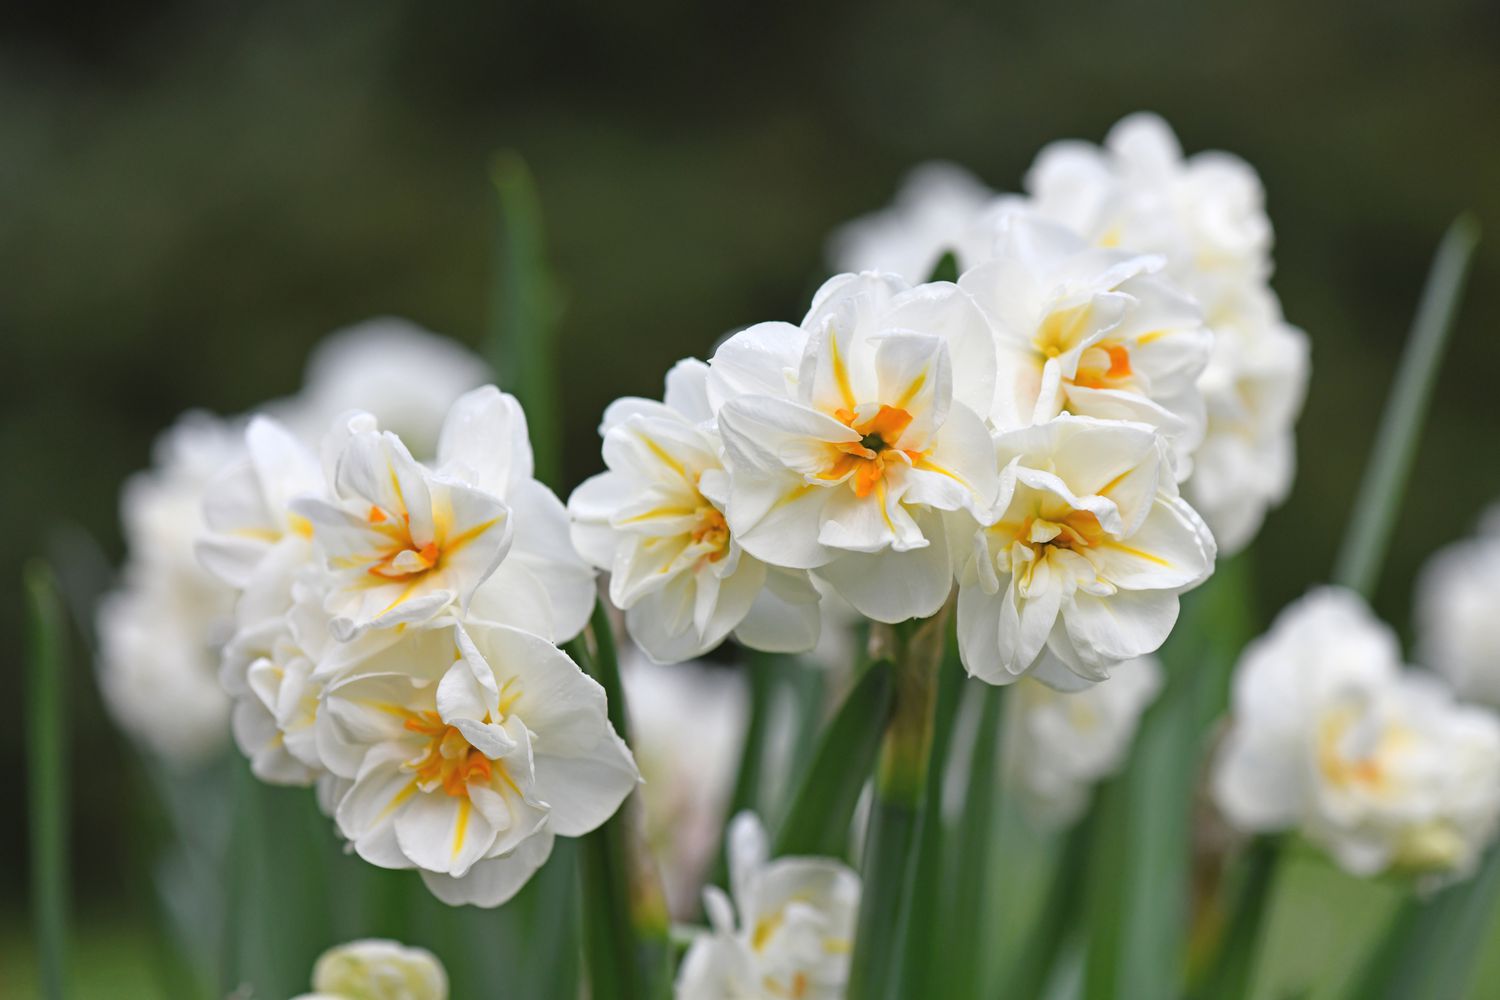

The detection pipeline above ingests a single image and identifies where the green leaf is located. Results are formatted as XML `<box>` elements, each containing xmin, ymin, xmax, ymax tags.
<box><xmin>1332</xmin><ymin>214</ymin><xmax>1480</xmax><ymax>596</ymax></box>
<box><xmin>487</xmin><ymin>151</ymin><xmax>562</xmax><ymax>488</ymax></box>
<box><xmin>1007</xmin><ymin>814</ymin><xmax>1095</xmax><ymax>1000</ymax></box>
<box><xmin>927</xmin><ymin>250</ymin><xmax>960</xmax><ymax>283</ymax></box>
<box><xmin>773</xmin><ymin>659</ymin><xmax>895</xmax><ymax>859</ymax></box>
<box><xmin>25</xmin><ymin>561</ymin><xmax>70</xmax><ymax>1000</ymax></box>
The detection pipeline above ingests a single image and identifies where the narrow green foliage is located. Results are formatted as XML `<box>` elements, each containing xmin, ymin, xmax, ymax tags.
<box><xmin>939</xmin><ymin>683</ymin><xmax>1005</xmax><ymax>999</ymax></box>
<box><xmin>1332</xmin><ymin>214</ymin><xmax>1480</xmax><ymax>596</ymax></box>
<box><xmin>774</xmin><ymin>659</ymin><xmax>895</xmax><ymax>859</ymax></box>
<box><xmin>1188</xmin><ymin>836</ymin><xmax>1282</xmax><ymax>1000</ymax></box>
<box><xmin>927</xmin><ymin>250</ymin><xmax>960</xmax><ymax>283</ymax></box>
<box><xmin>1009</xmin><ymin>814</ymin><xmax>1096</xmax><ymax>1000</ymax></box>
<box><xmin>487</xmin><ymin>152</ymin><xmax>562</xmax><ymax>488</ymax></box>
<box><xmin>25</xmin><ymin>562</ymin><xmax>70</xmax><ymax>1000</ymax></box>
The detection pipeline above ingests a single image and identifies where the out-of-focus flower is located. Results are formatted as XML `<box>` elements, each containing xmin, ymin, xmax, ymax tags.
<box><xmin>197</xmin><ymin>415</ymin><xmax>322</xmax><ymax>625</ymax></box>
<box><xmin>1025</xmin><ymin>113</ymin><xmax>1309</xmax><ymax>553</ymax></box>
<box><xmin>677</xmin><ymin>812</ymin><xmax>860</xmax><ymax>1000</ymax></box>
<box><xmin>826</xmin><ymin>162</ymin><xmax>996</xmax><ymax>282</ymax></box>
<box><xmin>959</xmin><ymin>211</ymin><xmax>1212</xmax><ymax>476</ymax></box>
<box><xmin>710</xmin><ymin>272</ymin><xmax>998</xmax><ymax>623</ymax></box>
<box><xmin>1212</xmin><ymin>588</ymin><xmax>1500</xmax><ymax>887</ymax></box>
<box><xmin>318</xmin><ymin>620</ymin><xmax>638</xmax><ymax>907</ymax></box>
<box><xmin>1415</xmin><ymin>507</ymin><xmax>1500</xmax><ymax>706</ymax></box>
<box><xmin>294</xmin><ymin>938</ymin><xmax>448</xmax><ymax>1000</ymax></box>
<box><xmin>570</xmin><ymin>359</ymin><xmax>820</xmax><ymax>663</ymax></box>
<box><xmin>98</xmin><ymin>411</ymin><xmax>243</xmax><ymax>763</ymax></box>
<box><xmin>287</xmin><ymin>317</ymin><xmax>491</xmax><ymax>459</ymax></box>
<box><xmin>622</xmin><ymin>651</ymin><xmax>747</xmax><ymax>917</ymax></box>
<box><xmin>954</xmin><ymin>415</ymin><xmax>1215</xmax><ymax>690</ymax></box>
<box><xmin>1004</xmin><ymin>655</ymin><xmax>1162</xmax><ymax>827</ymax></box>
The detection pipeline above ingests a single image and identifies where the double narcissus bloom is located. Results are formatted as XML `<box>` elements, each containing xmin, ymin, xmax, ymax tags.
<box><xmin>677</xmin><ymin>812</ymin><xmax>860</xmax><ymax>1000</ymax></box>
<box><xmin>1415</xmin><ymin>506</ymin><xmax>1500</xmax><ymax>707</ymax></box>
<box><xmin>320</xmin><ymin>620</ymin><xmax>637</xmax><ymax>907</ymax></box>
<box><xmin>191</xmin><ymin>380</ymin><xmax>639</xmax><ymax>908</ymax></box>
<box><xmin>295</xmin><ymin>938</ymin><xmax>448</xmax><ymax>1000</ymax></box>
<box><xmin>1024</xmin><ymin>113</ymin><xmax>1309</xmax><ymax>553</ymax></box>
<box><xmin>954</xmin><ymin>416</ymin><xmax>1215</xmax><ymax>690</ymax></box>
<box><xmin>1004</xmin><ymin>654</ymin><xmax>1163</xmax><ymax>827</ymax></box>
<box><xmin>1211</xmin><ymin>588</ymin><xmax>1500</xmax><ymax>886</ymax></box>
<box><xmin>568</xmin><ymin>359</ymin><xmax>821</xmax><ymax>663</ymax></box>
<box><xmin>709</xmin><ymin>272</ymin><xmax>1000</xmax><ymax>624</ymax></box>
<box><xmin>826</xmin><ymin>162</ymin><xmax>996</xmax><ymax>283</ymax></box>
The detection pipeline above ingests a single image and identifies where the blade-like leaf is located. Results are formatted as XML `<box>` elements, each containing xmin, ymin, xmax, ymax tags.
<box><xmin>25</xmin><ymin>561</ymin><xmax>70</xmax><ymax>1000</ymax></box>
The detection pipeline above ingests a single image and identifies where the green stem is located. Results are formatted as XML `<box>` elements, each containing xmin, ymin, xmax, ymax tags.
<box><xmin>894</xmin><ymin>636</ymin><xmax>965</xmax><ymax>998</ymax></box>
<box><xmin>25</xmin><ymin>562</ymin><xmax>69</xmax><ymax>1000</ymax></box>
<box><xmin>1332</xmin><ymin>214</ymin><xmax>1480</xmax><ymax>597</ymax></box>
<box><xmin>847</xmin><ymin>607</ymin><xmax>950</xmax><ymax>1000</ymax></box>
<box><xmin>1009</xmin><ymin>813</ymin><xmax>1095</xmax><ymax>1000</ymax></box>
<box><xmin>1187</xmin><ymin>836</ymin><xmax>1281</xmax><ymax>1000</ymax></box>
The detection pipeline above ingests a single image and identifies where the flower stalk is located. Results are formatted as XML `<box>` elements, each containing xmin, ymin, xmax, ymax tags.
<box><xmin>848</xmin><ymin>603</ymin><xmax>951</xmax><ymax>1000</ymax></box>
<box><xmin>25</xmin><ymin>562</ymin><xmax>70</xmax><ymax>1000</ymax></box>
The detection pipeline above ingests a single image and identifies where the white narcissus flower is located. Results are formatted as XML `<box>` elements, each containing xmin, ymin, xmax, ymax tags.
<box><xmin>710</xmin><ymin>272</ymin><xmax>1000</xmax><ymax>624</ymax></box>
<box><xmin>960</xmin><ymin>211</ymin><xmax>1213</xmax><ymax>476</ymax></box>
<box><xmin>622</xmin><ymin>652</ymin><xmax>747</xmax><ymax>918</ymax></box>
<box><xmin>1415</xmin><ymin>507</ymin><xmax>1500</xmax><ymax>707</ymax></box>
<box><xmin>294</xmin><ymin>938</ymin><xmax>448</xmax><ymax>1000</ymax></box>
<box><xmin>97</xmin><ymin>411</ymin><xmax>243</xmax><ymax>763</ymax></box>
<box><xmin>285</xmin><ymin>316</ymin><xmax>491</xmax><ymax>459</ymax></box>
<box><xmin>1212</xmin><ymin>588</ymin><xmax>1500</xmax><ymax>887</ymax></box>
<box><xmin>677</xmin><ymin>812</ymin><xmax>860</xmax><ymax>1000</ymax></box>
<box><xmin>197</xmin><ymin>415</ymin><xmax>323</xmax><ymax>625</ymax></box>
<box><xmin>318</xmin><ymin>620</ymin><xmax>638</xmax><ymax>907</ymax></box>
<box><xmin>294</xmin><ymin>386</ymin><xmax>594</xmax><ymax>643</ymax></box>
<box><xmin>569</xmin><ymin>359</ymin><xmax>821</xmax><ymax>663</ymax></box>
<box><xmin>826</xmin><ymin>162</ymin><xmax>996</xmax><ymax>283</ymax></box>
<box><xmin>954</xmin><ymin>415</ymin><xmax>1215</xmax><ymax>690</ymax></box>
<box><xmin>1005</xmin><ymin>655</ymin><xmax>1162</xmax><ymax>827</ymax></box>
<box><xmin>1025</xmin><ymin>113</ymin><xmax>1309</xmax><ymax>553</ymax></box>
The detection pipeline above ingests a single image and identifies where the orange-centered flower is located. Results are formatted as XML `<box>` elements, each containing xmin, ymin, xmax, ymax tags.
<box><xmin>404</xmin><ymin>711</ymin><xmax>499</xmax><ymax>798</ymax></box>
<box><xmin>1072</xmin><ymin>341</ymin><xmax>1134</xmax><ymax>390</ymax></box>
<box><xmin>821</xmin><ymin>404</ymin><xmax>918</xmax><ymax>499</ymax></box>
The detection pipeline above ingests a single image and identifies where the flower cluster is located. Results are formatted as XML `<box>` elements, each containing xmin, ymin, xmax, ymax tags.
<box><xmin>195</xmin><ymin>380</ymin><xmax>637</xmax><ymax>907</ymax></box>
<box><xmin>575</xmin><ymin>116</ymin><xmax>1247</xmax><ymax>689</ymax></box>
<box><xmin>1211</xmin><ymin>588</ymin><xmax>1500</xmax><ymax>887</ymax></box>
<box><xmin>677</xmin><ymin>812</ymin><xmax>861</xmax><ymax>1000</ymax></box>
<box><xmin>832</xmin><ymin>113</ymin><xmax>1309</xmax><ymax>556</ymax></box>
<box><xmin>98</xmin><ymin>320</ymin><xmax>493</xmax><ymax>765</ymax></box>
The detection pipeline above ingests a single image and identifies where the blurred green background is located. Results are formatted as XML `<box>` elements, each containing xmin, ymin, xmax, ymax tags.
<box><xmin>3</xmin><ymin>0</ymin><xmax>1499</xmax><ymax>993</ymax></box>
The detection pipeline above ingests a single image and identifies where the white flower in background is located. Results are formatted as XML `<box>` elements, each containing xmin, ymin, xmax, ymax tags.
<box><xmin>1187</xmin><ymin>285</ymin><xmax>1309</xmax><ymax>554</ymax></box>
<box><xmin>1005</xmin><ymin>655</ymin><xmax>1162</xmax><ymax>827</ymax></box>
<box><xmin>197</xmin><ymin>415</ymin><xmax>323</xmax><ymax>625</ymax></box>
<box><xmin>97</xmin><ymin>411</ymin><xmax>243</xmax><ymax>763</ymax></box>
<box><xmin>677</xmin><ymin>812</ymin><xmax>860</xmax><ymax>1000</ymax></box>
<box><xmin>295</xmin><ymin>938</ymin><xmax>447</xmax><ymax>1000</ymax></box>
<box><xmin>570</xmin><ymin>359</ymin><xmax>821</xmax><ymax>663</ymax></box>
<box><xmin>826</xmin><ymin>162</ymin><xmax>996</xmax><ymax>282</ymax></box>
<box><xmin>1415</xmin><ymin>506</ymin><xmax>1500</xmax><ymax>706</ymax></box>
<box><xmin>1025</xmin><ymin>113</ymin><xmax>1309</xmax><ymax>553</ymax></box>
<box><xmin>960</xmin><ymin>211</ymin><xmax>1212</xmax><ymax>475</ymax></box>
<box><xmin>622</xmin><ymin>652</ymin><xmax>747</xmax><ymax>917</ymax></box>
<box><xmin>1212</xmin><ymin>588</ymin><xmax>1500</xmax><ymax>886</ymax></box>
<box><xmin>710</xmin><ymin>272</ymin><xmax>999</xmax><ymax>623</ymax></box>
<box><xmin>287</xmin><ymin>316</ymin><xmax>491</xmax><ymax>459</ymax></box>
<box><xmin>954</xmin><ymin>416</ymin><xmax>1215</xmax><ymax>690</ymax></box>
<box><xmin>294</xmin><ymin>386</ymin><xmax>594</xmax><ymax>642</ymax></box>
<box><xmin>318</xmin><ymin>620</ymin><xmax>638</xmax><ymax>907</ymax></box>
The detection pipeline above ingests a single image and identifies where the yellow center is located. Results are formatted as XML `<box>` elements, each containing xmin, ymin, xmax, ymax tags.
<box><xmin>819</xmin><ymin>404</ymin><xmax>918</xmax><ymax>499</ymax></box>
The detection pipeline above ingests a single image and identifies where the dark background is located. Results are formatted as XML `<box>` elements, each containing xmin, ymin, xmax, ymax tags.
<box><xmin>3</xmin><ymin>0</ymin><xmax>1499</xmax><ymax>956</ymax></box>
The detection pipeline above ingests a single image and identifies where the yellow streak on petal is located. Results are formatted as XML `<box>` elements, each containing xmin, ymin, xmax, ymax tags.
<box><xmin>829</xmin><ymin>327</ymin><xmax>857</xmax><ymax>411</ymax></box>
<box><xmin>893</xmin><ymin>368</ymin><xmax>927</xmax><ymax>410</ymax></box>
<box><xmin>443</xmin><ymin>517</ymin><xmax>502</xmax><ymax>556</ymax></box>
<box><xmin>376</xmin><ymin>781</ymin><xmax>419</xmax><ymax>823</ymax></box>
<box><xmin>1099</xmin><ymin>540</ymin><xmax>1170</xmax><ymax>567</ymax></box>
<box><xmin>640</xmin><ymin>436</ymin><xmax>689</xmax><ymax>481</ymax></box>
<box><xmin>618</xmin><ymin>506</ymin><xmax>699</xmax><ymax>525</ymax></box>
<box><xmin>452</xmin><ymin>798</ymin><xmax>471</xmax><ymax>861</ymax></box>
